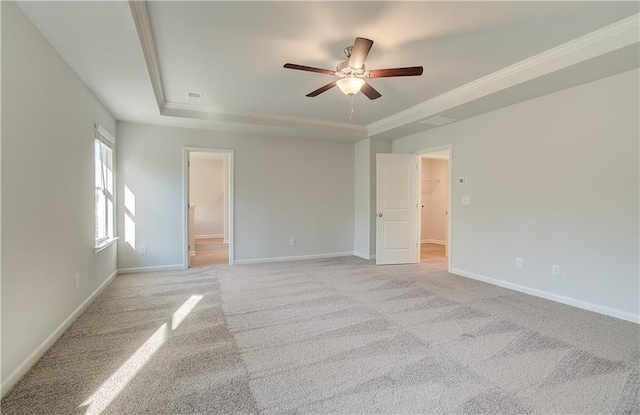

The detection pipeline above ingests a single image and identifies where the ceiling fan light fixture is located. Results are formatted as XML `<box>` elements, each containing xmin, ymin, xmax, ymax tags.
<box><xmin>337</xmin><ymin>77</ymin><xmax>365</xmax><ymax>96</ymax></box>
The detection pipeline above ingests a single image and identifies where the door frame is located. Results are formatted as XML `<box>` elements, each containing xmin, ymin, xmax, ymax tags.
<box><xmin>415</xmin><ymin>145</ymin><xmax>452</xmax><ymax>272</ymax></box>
<box><xmin>183</xmin><ymin>147</ymin><xmax>234</xmax><ymax>267</ymax></box>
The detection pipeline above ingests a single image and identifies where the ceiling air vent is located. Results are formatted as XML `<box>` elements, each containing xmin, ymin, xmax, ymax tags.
<box><xmin>420</xmin><ymin>116</ymin><xmax>458</xmax><ymax>126</ymax></box>
<box><xmin>185</xmin><ymin>91</ymin><xmax>202</xmax><ymax>104</ymax></box>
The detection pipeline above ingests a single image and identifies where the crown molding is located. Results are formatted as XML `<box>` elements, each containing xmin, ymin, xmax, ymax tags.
<box><xmin>129</xmin><ymin>1</ymin><xmax>165</xmax><ymax>111</ymax></box>
<box><xmin>368</xmin><ymin>13</ymin><xmax>640</xmax><ymax>137</ymax></box>
<box><xmin>162</xmin><ymin>101</ymin><xmax>368</xmax><ymax>137</ymax></box>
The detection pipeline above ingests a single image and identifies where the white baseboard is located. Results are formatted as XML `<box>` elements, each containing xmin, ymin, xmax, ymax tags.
<box><xmin>451</xmin><ymin>268</ymin><xmax>640</xmax><ymax>324</ymax></box>
<box><xmin>195</xmin><ymin>234</ymin><xmax>223</xmax><ymax>239</ymax></box>
<box><xmin>421</xmin><ymin>239</ymin><xmax>446</xmax><ymax>245</ymax></box>
<box><xmin>1</xmin><ymin>269</ymin><xmax>118</xmax><ymax>398</ymax></box>
<box><xmin>235</xmin><ymin>252</ymin><xmax>353</xmax><ymax>265</ymax></box>
<box><xmin>354</xmin><ymin>252</ymin><xmax>376</xmax><ymax>260</ymax></box>
<box><xmin>117</xmin><ymin>264</ymin><xmax>184</xmax><ymax>274</ymax></box>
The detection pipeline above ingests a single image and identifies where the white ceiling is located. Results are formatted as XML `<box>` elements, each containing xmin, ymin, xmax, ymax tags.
<box><xmin>16</xmin><ymin>1</ymin><xmax>640</xmax><ymax>141</ymax></box>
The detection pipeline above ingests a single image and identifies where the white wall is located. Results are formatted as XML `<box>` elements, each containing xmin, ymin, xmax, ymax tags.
<box><xmin>421</xmin><ymin>158</ymin><xmax>448</xmax><ymax>243</ymax></box>
<box><xmin>189</xmin><ymin>156</ymin><xmax>224</xmax><ymax>237</ymax></box>
<box><xmin>353</xmin><ymin>139</ymin><xmax>371</xmax><ymax>258</ymax></box>
<box><xmin>116</xmin><ymin>122</ymin><xmax>354</xmax><ymax>268</ymax></box>
<box><xmin>1</xmin><ymin>1</ymin><xmax>117</xmax><ymax>393</ymax></box>
<box><xmin>353</xmin><ymin>138</ymin><xmax>392</xmax><ymax>259</ymax></box>
<box><xmin>393</xmin><ymin>69</ymin><xmax>640</xmax><ymax>321</ymax></box>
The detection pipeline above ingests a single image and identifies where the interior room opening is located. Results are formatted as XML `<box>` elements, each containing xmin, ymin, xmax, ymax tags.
<box><xmin>420</xmin><ymin>151</ymin><xmax>449</xmax><ymax>269</ymax></box>
<box><xmin>188</xmin><ymin>152</ymin><xmax>229</xmax><ymax>267</ymax></box>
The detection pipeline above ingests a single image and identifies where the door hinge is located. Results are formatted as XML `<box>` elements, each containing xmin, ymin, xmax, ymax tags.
<box><xmin>188</xmin><ymin>161</ymin><xmax>190</xmax><ymax>167</ymax></box>
<box><xmin>188</xmin><ymin>244</ymin><xmax>190</xmax><ymax>250</ymax></box>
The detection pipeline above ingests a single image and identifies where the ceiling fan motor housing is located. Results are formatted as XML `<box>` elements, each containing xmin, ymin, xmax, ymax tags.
<box><xmin>336</xmin><ymin>61</ymin><xmax>366</xmax><ymax>77</ymax></box>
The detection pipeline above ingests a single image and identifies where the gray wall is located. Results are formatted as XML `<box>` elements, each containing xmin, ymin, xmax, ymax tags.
<box><xmin>1</xmin><ymin>1</ymin><xmax>117</xmax><ymax>388</ymax></box>
<box><xmin>393</xmin><ymin>69</ymin><xmax>639</xmax><ymax>319</ymax></box>
<box><xmin>353</xmin><ymin>139</ymin><xmax>371</xmax><ymax>257</ymax></box>
<box><xmin>116</xmin><ymin>122</ymin><xmax>355</xmax><ymax>268</ymax></box>
<box><xmin>353</xmin><ymin>138</ymin><xmax>392</xmax><ymax>259</ymax></box>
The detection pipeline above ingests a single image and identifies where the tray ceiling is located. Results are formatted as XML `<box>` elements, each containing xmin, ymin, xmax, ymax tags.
<box><xmin>16</xmin><ymin>1</ymin><xmax>640</xmax><ymax>141</ymax></box>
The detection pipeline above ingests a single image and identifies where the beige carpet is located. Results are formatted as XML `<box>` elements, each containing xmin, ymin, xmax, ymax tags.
<box><xmin>2</xmin><ymin>256</ymin><xmax>639</xmax><ymax>414</ymax></box>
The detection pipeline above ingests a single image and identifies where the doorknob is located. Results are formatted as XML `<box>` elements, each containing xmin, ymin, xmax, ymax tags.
<box><xmin>378</xmin><ymin>213</ymin><xmax>383</xmax><ymax>217</ymax></box>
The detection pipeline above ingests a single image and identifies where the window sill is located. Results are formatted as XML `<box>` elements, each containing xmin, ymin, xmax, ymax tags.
<box><xmin>95</xmin><ymin>237</ymin><xmax>119</xmax><ymax>253</ymax></box>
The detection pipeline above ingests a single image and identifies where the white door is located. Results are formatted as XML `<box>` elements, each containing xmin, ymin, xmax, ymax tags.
<box><xmin>376</xmin><ymin>153</ymin><xmax>419</xmax><ymax>265</ymax></box>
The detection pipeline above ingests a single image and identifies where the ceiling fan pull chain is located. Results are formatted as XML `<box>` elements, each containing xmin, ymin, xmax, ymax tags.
<box><xmin>349</xmin><ymin>95</ymin><xmax>355</xmax><ymax>123</ymax></box>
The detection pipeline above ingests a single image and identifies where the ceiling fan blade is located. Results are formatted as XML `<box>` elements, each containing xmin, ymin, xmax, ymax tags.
<box><xmin>284</xmin><ymin>63</ymin><xmax>336</xmax><ymax>76</ymax></box>
<box><xmin>348</xmin><ymin>37</ymin><xmax>373</xmax><ymax>69</ymax></box>
<box><xmin>368</xmin><ymin>66</ymin><xmax>424</xmax><ymax>78</ymax></box>
<box><xmin>360</xmin><ymin>82</ymin><xmax>381</xmax><ymax>100</ymax></box>
<box><xmin>306</xmin><ymin>81</ymin><xmax>337</xmax><ymax>97</ymax></box>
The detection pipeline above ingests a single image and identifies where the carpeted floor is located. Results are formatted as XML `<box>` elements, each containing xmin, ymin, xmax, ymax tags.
<box><xmin>2</xmin><ymin>256</ymin><xmax>639</xmax><ymax>414</ymax></box>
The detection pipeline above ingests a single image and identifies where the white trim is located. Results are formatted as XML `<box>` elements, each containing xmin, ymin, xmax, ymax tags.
<box><xmin>421</xmin><ymin>239</ymin><xmax>445</xmax><ymax>245</ymax></box>
<box><xmin>94</xmin><ymin>136</ymin><xmax>117</xmax><ymax>252</ymax></box>
<box><xmin>129</xmin><ymin>1</ymin><xmax>165</xmax><ymax>110</ymax></box>
<box><xmin>94</xmin><ymin>236</ymin><xmax>119</xmax><ymax>253</ymax></box>
<box><xmin>95</xmin><ymin>124</ymin><xmax>115</xmax><ymax>145</ymax></box>
<box><xmin>163</xmin><ymin>101</ymin><xmax>367</xmax><ymax>136</ymax></box>
<box><xmin>368</xmin><ymin>14</ymin><xmax>640</xmax><ymax>137</ymax></box>
<box><xmin>235</xmin><ymin>252</ymin><xmax>353</xmax><ymax>265</ymax></box>
<box><xmin>451</xmin><ymin>268</ymin><xmax>640</xmax><ymax>324</ymax></box>
<box><xmin>195</xmin><ymin>234</ymin><xmax>223</xmax><ymax>239</ymax></box>
<box><xmin>184</xmin><ymin>147</ymin><xmax>234</xmax><ymax>267</ymax></box>
<box><xmin>354</xmin><ymin>251</ymin><xmax>376</xmax><ymax>260</ymax></box>
<box><xmin>117</xmin><ymin>264</ymin><xmax>184</xmax><ymax>274</ymax></box>
<box><xmin>0</xmin><ymin>269</ymin><xmax>118</xmax><ymax>398</ymax></box>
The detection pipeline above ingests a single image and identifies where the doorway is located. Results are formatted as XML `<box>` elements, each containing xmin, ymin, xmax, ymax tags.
<box><xmin>184</xmin><ymin>148</ymin><xmax>234</xmax><ymax>267</ymax></box>
<box><xmin>419</xmin><ymin>149</ymin><xmax>450</xmax><ymax>270</ymax></box>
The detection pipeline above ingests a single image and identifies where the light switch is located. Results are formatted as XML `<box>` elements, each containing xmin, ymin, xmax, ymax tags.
<box><xmin>462</xmin><ymin>196</ymin><xmax>470</xmax><ymax>205</ymax></box>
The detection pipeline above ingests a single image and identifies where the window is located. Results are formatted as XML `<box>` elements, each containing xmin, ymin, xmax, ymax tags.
<box><xmin>95</xmin><ymin>126</ymin><xmax>116</xmax><ymax>249</ymax></box>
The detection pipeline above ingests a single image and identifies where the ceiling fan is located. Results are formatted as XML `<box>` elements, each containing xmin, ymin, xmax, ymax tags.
<box><xmin>284</xmin><ymin>37</ymin><xmax>423</xmax><ymax>100</ymax></box>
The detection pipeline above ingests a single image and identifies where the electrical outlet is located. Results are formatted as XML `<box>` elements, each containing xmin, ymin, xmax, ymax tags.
<box><xmin>515</xmin><ymin>258</ymin><xmax>524</xmax><ymax>269</ymax></box>
<box><xmin>140</xmin><ymin>246</ymin><xmax>147</xmax><ymax>255</ymax></box>
<box><xmin>289</xmin><ymin>238</ymin><xmax>296</xmax><ymax>247</ymax></box>
<box><xmin>462</xmin><ymin>196</ymin><xmax>470</xmax><ymax>205</ymax></box>
<box><xmin>552</xmin><ymin>265</ymin><xmax>561</xmax><ymax>277</ymax></box>
<box><xmin>74</xmin><ymin>273</ymin><xmax>80</xmax><ymax>288</ymax></box>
